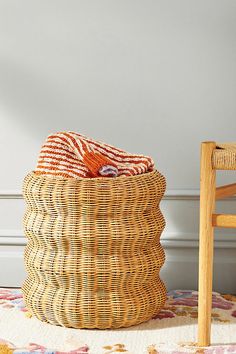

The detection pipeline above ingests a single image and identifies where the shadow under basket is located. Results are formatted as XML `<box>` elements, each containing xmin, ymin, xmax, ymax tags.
<box><xmin>22</xmin><ymin>170</ymin><xmax>167</xmax><ymax>329</ymax></box>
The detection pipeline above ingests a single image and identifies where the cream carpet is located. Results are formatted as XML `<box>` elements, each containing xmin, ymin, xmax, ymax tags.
<box><xmin>0</xmin><ymin>288</ymin><xmax>236</xmax><ymax>353</ymax></box>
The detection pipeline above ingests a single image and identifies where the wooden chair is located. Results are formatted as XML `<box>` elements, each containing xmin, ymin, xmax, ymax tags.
<box><xmin>198</xmin><ymin>141</ymin><xmax>236</xmax><ymax>346</ymax></box>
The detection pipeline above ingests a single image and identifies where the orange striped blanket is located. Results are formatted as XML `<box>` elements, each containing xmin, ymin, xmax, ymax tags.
<box><xmin>35</xmin><ymin>132</ymin><xmax>154</xmax><ymax>179</ymax></box>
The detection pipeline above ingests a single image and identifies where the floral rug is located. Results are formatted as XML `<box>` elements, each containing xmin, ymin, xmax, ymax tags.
<box><xmin>0</xmin><ymin>289</ymin><xmax>236</xmax><ymax>354</ymax></box>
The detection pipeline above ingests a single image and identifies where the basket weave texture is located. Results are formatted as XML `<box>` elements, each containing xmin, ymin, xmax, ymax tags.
<box><xmin>22</xmin><ymin>170</ymin><xmax>166</xmax><ymax>329</ymax></box>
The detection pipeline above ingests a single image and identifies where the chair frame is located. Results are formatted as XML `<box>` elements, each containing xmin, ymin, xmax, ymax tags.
<box><xmin>198</xmin><ymin>141</ymin><xmax>236</xmax><ymax>346</ymax></box>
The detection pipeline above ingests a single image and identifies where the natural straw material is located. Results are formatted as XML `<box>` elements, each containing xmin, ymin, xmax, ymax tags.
<box><xmin>213</xmin><ymin>143</ymin><xmax>236</xmax><ymax>170</ymax></box>
<box><xmin>22</xmin><ymin>170</ymin><xmax>166</xmax><ymax>329</ymax></box>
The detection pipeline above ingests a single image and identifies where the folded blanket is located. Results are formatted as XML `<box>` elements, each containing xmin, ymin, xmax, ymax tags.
<box><xmin>35</xmin><ymin>131</ymin><xmax>154</xmax><ymax>178</ymax></box>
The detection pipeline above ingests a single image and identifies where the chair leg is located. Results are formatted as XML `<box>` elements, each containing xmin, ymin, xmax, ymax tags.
<box><xmin>198</xmin><ymin>142</ymin><xmax>216</xmax><ymax>347</ymax></box>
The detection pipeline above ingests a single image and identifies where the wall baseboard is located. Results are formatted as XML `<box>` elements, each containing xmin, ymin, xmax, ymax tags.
<box><xmin>0</xmin><ymin>189</ymin><xmax>235</xmax><ymax>291</ymax></box>
<box><xmin>1</xmin><ymin>240</ymin><xmax>235</xmax><ymax>292</ymax></box>
<box><xmin>1</xmin><ymin>230</ymin><xmax>236</xmax><ymax>249</ymax></box>
<box><xmin>1</xmin><ymin>189</ymin><xmax>236</xmax><ymax>200</ymax></box>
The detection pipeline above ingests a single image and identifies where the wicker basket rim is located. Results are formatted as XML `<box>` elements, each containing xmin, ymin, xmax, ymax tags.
<box><xmin>28</xmin><ymin>169</ymin><xmax>162</xmax><ymax>183</ymax></box>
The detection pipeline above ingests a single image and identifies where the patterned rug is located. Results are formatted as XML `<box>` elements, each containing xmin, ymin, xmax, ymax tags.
<box><xmin>0</xmin><ymin>288</ymin><xmax>236</xmax><ymax>354</ymax></box>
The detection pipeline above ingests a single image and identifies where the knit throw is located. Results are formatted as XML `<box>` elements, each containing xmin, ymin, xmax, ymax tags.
<box><xmin>35</xmin><ymin>132</ymin><xmax>154</xmax><ymax>179</ymax></box>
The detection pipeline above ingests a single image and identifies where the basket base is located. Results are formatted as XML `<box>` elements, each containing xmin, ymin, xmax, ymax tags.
<box><xmin>22</xmin><ymin>278</ymin><xmax>166</xmax><ymax>329</ymax></box>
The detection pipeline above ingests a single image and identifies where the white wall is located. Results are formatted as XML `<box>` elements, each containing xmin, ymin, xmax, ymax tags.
<box><xmin>0</xmin><ymin>0</ymin><xmax>236</xmax><ymax>291</ymax></box>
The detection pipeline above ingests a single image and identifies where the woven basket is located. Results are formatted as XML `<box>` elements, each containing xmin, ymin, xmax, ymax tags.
<box><xmin>22</xmin><ymin>170</ymin><xmax>166</xmax><ymax>329</ymax></box>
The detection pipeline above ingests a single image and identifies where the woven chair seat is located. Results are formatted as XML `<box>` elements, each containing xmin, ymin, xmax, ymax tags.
<box><xmin>213</xmin><ymin>143</ymin><xmax>236</xmax><ymax>170</ymax></box>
